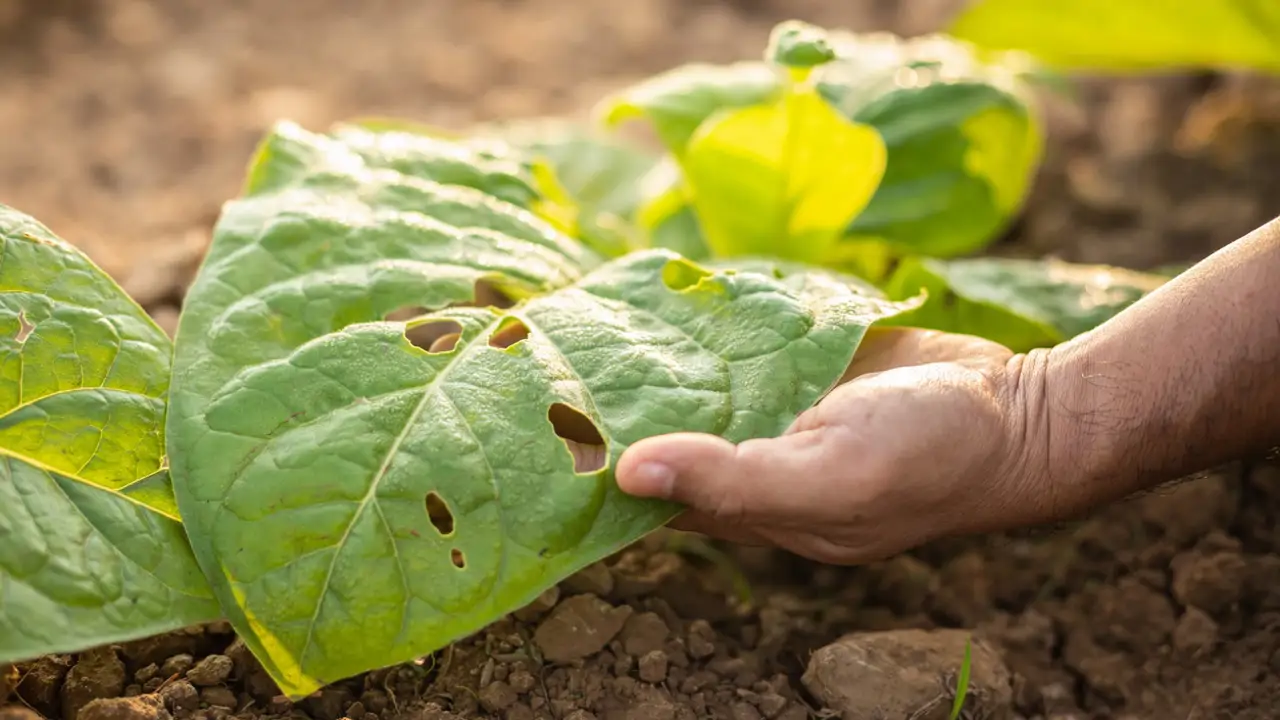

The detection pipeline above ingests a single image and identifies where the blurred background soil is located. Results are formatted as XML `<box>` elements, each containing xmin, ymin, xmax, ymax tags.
<box><xmin>3</xmin><ymin>2</ymin><xmax>1280</xmax><ymax>719</ymax></box>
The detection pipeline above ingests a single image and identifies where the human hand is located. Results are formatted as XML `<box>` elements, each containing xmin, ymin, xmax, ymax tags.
<box><xmin>615</xmin><ymin>327</ymin><xmax>1049</xmax><ymax>565</ymax></box>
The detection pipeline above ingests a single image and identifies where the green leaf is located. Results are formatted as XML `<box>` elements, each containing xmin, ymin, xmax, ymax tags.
<box><xmin>880</xmin><ymin>256</ymin><xmax>1166</xmax><ymax>352</ymax></box>
<box><xmin>465</xmin><ymin>118</ymin><xmax>661</xmax><ymax>259</ymax></box>
<box><xmin>597</xmin><ymin>62</ymin><xmax>783</xmax><ymax>153</ymax></box>
<box><xmin>767</xmin><ymin>20</ymin><xmax>837</xmax><ymax>70</ymax></box>
<box><xmin>702</xmin><ymin>257</ymin><xmax>885</xmax><ymax>299</ymax></box>
<box><xmin>683</xmin><ymin>87</ymin><xmax>887</xmax><ymax>262</ymax></box>
<box><xmin>599</xmin><ymin>27</ymin><xmax>1042</xmax><ymax>260</ymax></box>
<box><xmin>817</xmin><ymin>32</ymin><xmax>1042</xmax><ymax>257</ymax></box>
<box><xmin>167</xmin><ymin>122</ymin><xmax>918</xmax><ymax>697</ymax></box>
<box><xmin>635</xmin><ymin>156</ymin><xmax>711</xmax><ymax>260</ymax></box>
<box><xmin>345</xmin><ymin>117</ymin><xmax>653</xmax><ymax>260</ymax></box>
<box><xmin>950</xmin><ymin>0</ymin><xmax>1280</xmax><ymax>73</ymax></box>
<box><xmin>472</xmin><ymin>118</ymin><xmax>658</xmax><ymax>222</ymax></box>
<box><xmin>0</xmin><ymin>205</ymin><xmax>219</xmax><ymax>665</ymax></box>
<box><xmin>948</xmin><ymin>637</ymin><xmax>973</xmax><ymax>720</ymax></box>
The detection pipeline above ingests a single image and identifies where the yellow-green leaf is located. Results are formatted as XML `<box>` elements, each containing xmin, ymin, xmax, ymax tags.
<box><xmin>950</xmin><ymin>0</ymin><xmax>1280</xmax><ymax>73</ymax></box>
<box><xmin>0</xmin><ymin>205</ymin><xmax>219</xmax><ymax>665</ymax></box>
<box><xmin>683</xmin><ymin>88</ymin><xmax>886</xmax><ymax>262</ymax></box>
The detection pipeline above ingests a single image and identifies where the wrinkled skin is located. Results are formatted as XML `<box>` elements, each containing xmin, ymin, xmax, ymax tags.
<box><xmin>617</xmin><ymin>216</ymin><xmax>1280</xmax><ymax>565</ymax></box>
<box><xmin>615</xmin><ymin>327</ymin><xmax>1033</xmax><ymax>564</ymax></box>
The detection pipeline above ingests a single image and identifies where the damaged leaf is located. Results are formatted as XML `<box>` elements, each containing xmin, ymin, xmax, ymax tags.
<box><xmin>166</xmin><ymin>121</ymin><xmax>918</xmax><ymax>697</ymax></box>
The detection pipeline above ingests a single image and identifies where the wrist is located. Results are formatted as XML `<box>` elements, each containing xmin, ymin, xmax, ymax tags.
<box><xmin>1008</xmin><ymin>340</ymin><xmax>1153</xmax><ymax>525</ymax></box>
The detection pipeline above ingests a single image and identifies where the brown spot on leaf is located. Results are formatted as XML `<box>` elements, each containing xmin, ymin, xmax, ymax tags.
<box><xmin>451</xmin><ymin>548</ymin><xmax>466</xmax><ymax>569</ymax></box>
<box><xmin>548</xmin><ymin>403</ymin><xmax>607</xmax><ymax>473</ymax></box>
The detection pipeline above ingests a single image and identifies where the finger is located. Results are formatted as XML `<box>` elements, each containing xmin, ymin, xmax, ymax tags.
<box><xmin>616</xmin><ymin>430</ymin><xmax>830</xmax><ymax>525</ymax></box>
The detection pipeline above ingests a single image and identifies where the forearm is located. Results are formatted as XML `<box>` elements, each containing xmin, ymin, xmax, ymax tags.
<box><xmin>1018</xmin><ymin>217</ymin><xmax>1280</xmax><ymax>520</ymax></box>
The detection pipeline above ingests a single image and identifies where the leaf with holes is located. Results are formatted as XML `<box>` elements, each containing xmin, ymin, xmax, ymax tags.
<box><xmin>878</xmin><ymin>256</ymin><xmax>1167</xmax><ymax>352</ymax></box>
<box><xmin>0</xmin><ymin>205</ymin><xmax>220</xmax><ymax>665</ymax></box>
<box><xmin>166</xmin><ymin>121</ymin><xmax>920</xmax><ymax>697</ymax></box>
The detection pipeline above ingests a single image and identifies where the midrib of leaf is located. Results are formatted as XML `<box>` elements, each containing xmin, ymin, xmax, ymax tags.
<box><xmin>0</xmin><ymin>447</ymin><xmax>178</xmax><ymax>521</ymax></box>
<box><xmin>291</xmin><ymin>263</ymin><xmax>739</xmax><ymax>667</ymax></box>
<box><xmin>296</xmin><ymin>308</ymin><xmax>507</xmax><ymax>668</ymax></box>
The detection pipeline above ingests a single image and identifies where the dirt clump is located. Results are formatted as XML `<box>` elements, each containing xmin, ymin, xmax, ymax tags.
<box><xmin>534</xmin><ymin>594</ymin><xmax>634</xmax><ymax>663</ymax></box>
<box><xmin>76</xmin><ymin>695</ymin><xmax>170</xmax><ymax>720</ymax></box>
<box><xmin>61</xmin><ymin>648</ymin><xmax>127</xmax><ymax>720</ymax></box>
<box><xmin>182</xmin><ymin>656</ymin><xmax>231</xmax><ymax>688</ymax></box>
<box><xmin>0</xmin><ymin>707</ymin><xmax>42</xmax><ymax>720</ymax></box>
<box><xmin>803</xmin><ymin>629</ymin><xmax>1012</xmax><ymax>720</ymax></box>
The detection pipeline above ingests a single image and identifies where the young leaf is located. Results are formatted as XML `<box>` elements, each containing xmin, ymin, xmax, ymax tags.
<box><xmin>950</xmin><ymin>0</ymin><xmax>1280</xmax><ymax>73</ymax></box>
<box><xmin>597</xmin><ymin>62</ymin><xmax>783</xmax><ymax>153</ymax></box>
<box><xmin>683</xmin><ymin>87</ymin><xmax>887</xmax><ymax>262</ymax></box>
<box><xmin>817</xmin><ymin>32</ymin><xmax>1042</xmax><ymax>257</ymax></box>
<box><xmin>880</xmin><ymin>256</ymin><xmax>1166</xmax><ymax>352</ymax></box>
<box><xmin>166</xmin><ymin>122</ymin><xmax>918</xmax><ymax>697</ymax></box>
<box><xmin>767</xmin><ymin>20</ymin><xmax>837</xmax><ymax>71</ymax></box>
<box><xmin>0</xmin><ymin>205</ymin><xmax>220</xmax><ymax>664</ymax></box>
<box><xmin>601</xmin><ymin>26</ymin><xmax>1042</xmax><ymax>261</ymax></box>
<box><xmin>948</xmin><ymin>637</ymin><xmax>974</xmax><ymax>720</ymax></box>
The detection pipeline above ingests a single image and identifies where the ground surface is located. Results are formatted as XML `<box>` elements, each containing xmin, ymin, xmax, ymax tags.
<box><xmin>3</xmin><ymin>1</ymin><xmax>1280</xmax><ymax>719</ymax></box>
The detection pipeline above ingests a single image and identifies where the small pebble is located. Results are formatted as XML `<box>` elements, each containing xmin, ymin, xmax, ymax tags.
<box><xmin>200</xmin><ymin>686</ymin><xmax>238</xmax><ymax>709</ymax></box>
<box><xmin>159</xmin><ymin>680</ymin><xmax>199</xmax><ymax>713</ymax></box>
<box><xmin>638</xmin><ymin>650</ymin><xmax>668</xmax><ymax>683</ymax></box>
<box><xmin>160</xmin><ymin>655</ymin><xmax>194</xmax><ymax>678</ymax></box>
<box><xmin>186</xmin><ymin>656</ymin><xmax>232</xmax><ymax>687</ymax></box>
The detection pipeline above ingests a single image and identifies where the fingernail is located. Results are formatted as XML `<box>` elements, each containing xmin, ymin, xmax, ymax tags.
<box><xmin>629</xmin><ymin>462</ymin><xmax>676</xmax><ymax>498</ymax></box>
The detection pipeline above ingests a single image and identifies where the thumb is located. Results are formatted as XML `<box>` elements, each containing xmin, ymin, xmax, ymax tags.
<box><xmin>616</xmin><ymin>430</ymin><xmax>827</xmax><ymax>522</ymax></box>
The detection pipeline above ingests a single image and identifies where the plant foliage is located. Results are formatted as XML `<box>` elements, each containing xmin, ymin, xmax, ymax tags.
<box><xmin>164</xmin><ymin>121</ymin><xmax>918</xmax><ymax>695</ymax></box>
<box><xmin>0</xmin><ymin>16</ymin><xmax>1178</xmax><ymax>697</ymax></box>
<box><xmin>0</xmin><ymin>207</ymin><xmax>219</xmax><ymax>665</ymax></box>
<box><xmin>951</xmin><ymin>0</ymin><xmax>1280</xmax><ymax>73</ymax></box>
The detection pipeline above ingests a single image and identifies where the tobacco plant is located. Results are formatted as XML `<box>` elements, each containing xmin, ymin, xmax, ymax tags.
<box><xmin>1</xmin><ymin>19</ymin><xmax>1173</xmax><ymax>698</ymax></box>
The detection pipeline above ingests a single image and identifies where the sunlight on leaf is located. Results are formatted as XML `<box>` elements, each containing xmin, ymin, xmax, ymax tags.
<box><xmin>597</xmin><ymin>62</ymin><xmax>783</xmax><ymax>153</ymax></box>
<box><xmin>167</xmin><ymin>121</ymin><xmax>919</xmax><ymax>698</ymax></box>
<box><xmin>880</xmin><ymin>257</ymin><xmax>1166</xmax><ymax>352</ymax></box>
<box><xmin>683</xmin><ymin>88</ymin><xmax>886</xmax><ymax>262</ymax></box>
<box><xmin>951</xmin><ymin>0</ymin><xmax>1280</xmax><ymax>73</ymax></box>
<box><xmin>0</xmin><ymin>205</ymin><xmax>218</xmax><ymax>665</ymax></box>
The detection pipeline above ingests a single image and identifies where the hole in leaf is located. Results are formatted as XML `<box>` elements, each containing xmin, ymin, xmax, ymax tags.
<box><xmin>548</xmin><ymin>402</ymin><xmax>607</xmax><ymax>474</ymax></box>
<box><xmin>662</xmin><ymin>258</ymin><xmax>712</xmax><ymax>292</ymax></box>
<box><xmin>406</xmin><ymin>319</ymin><xmax>463</xmax><ymax>353</ymax></box>
<box><xmin>488</xmin><ymin>317</ymin><xmax>530</xmax><ymax>349</ymax></box>
<box><xmin>451</xmin><ymin>548</ymin><xmax>466</xmax><ymax>568</ymax></box>
<box><xmin>425</xmin><ymin>492</ymin><xmax>455</xmax><ymax>536</ymax></box>
<box><xmin>15</xmin><ymin>310</ymin><xmax>34</xmax><ymax>343</ymax></box>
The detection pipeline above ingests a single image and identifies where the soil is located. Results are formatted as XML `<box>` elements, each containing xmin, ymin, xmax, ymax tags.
<box><xmin>3</xmin><ymin>1</ymin><xmax>1280</xmax><ymax>719</ymax></box>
